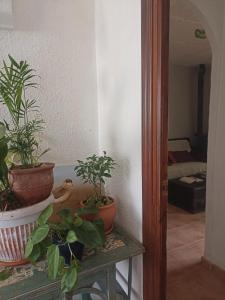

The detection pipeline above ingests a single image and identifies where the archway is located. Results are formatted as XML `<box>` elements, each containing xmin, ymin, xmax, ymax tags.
<box><xmin>142</xmin><ymin>0</ymin><xmax>225</xmax><ymax>299</ymax></box>
<box><xmin>186</xmin><ymin>0</ymin><xmax>223</xmax><ymax>265</ymax></box>
<box><xmin>167</xmin><ymin>0</ymin><xmax>225</xmax><ymax>299</ymax></box>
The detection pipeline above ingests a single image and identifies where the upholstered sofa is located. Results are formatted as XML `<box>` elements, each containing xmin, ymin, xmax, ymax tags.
<box><xmin>168</xmin><ymin>139</ymin><xmax>207</xmax><ymax>180</ymax></box>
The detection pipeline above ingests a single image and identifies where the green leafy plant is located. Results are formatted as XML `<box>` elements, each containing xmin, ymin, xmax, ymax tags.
<box><xmin>74</xmin><ymin>151</ymin><xmax>116</xmax><ymax>207</ymax></box>
<box><xmin>0</xmin><ymin>55</ymin><xmax>49</xmax><ymax>168</ymax></box>
<box><xmin>0</xmin><ymin>122</ymin><xmax>17</xmax><ymax>211</ymax></box>
<box><xmin>25</xmin><ymin>204</ymin><xmax>105</xmax><ymax>293</ymax></box>
<box><xmin>0</xmin><ymin>122</ymin><xmax>9</xmax><ymax>190</ymax></box>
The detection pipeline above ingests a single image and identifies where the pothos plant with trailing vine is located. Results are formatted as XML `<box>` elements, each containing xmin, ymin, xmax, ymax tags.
<box><xmin>23</xmin><ymin>204</ymin><xmax>105</xmax><ymax>293</ymax></box>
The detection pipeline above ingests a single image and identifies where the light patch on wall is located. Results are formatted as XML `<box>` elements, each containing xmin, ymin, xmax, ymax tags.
<box><xmin>0</xmin><ymin>0</ymin><xmax>99</xmax><ymax>165</ymax></box>
<box><xmin>0</xmin><ymin>0</ymin><xmax>13</xmax><ymax>29</ymax></box>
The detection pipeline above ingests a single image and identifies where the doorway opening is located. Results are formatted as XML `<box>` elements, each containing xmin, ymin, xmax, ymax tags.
<box><xmin>166</xmin><ymin>1</ymin><xmax>225</xmax><ymax>299</ymax></box>
<box><xmin>167</xmin><ymin>0</ymin><xmax>212</xmax><ymax>273</ymax></box>
<box><xmin>142</xmin><ymin>0</ymin><xmax>225</xmax><ymax>299</ymax></box>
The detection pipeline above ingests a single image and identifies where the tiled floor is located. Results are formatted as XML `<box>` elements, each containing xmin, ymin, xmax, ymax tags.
<box><xmin>167</xmin><ymin>204</ymin><xmax>225</xmax><ymax>300</ymax></box>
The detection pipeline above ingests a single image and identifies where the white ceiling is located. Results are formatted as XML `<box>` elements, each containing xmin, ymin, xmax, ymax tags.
<box><xmin>170</xmin><ymin>0</ymin><xmax>212</xmax><ymax>66</ymax></box>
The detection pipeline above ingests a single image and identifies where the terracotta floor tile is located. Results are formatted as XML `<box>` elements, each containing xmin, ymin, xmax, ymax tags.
<box><xmin>167</xmin><ymin>204</ymin><xmax>225</xmax><ymax>300</ymax></box>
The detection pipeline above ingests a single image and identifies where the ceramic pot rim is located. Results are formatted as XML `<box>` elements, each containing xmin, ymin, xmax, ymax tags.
<box><xmin>0</xmin><ymin>194</ymin><xmax>54</xmax><ymax>221</ymax></box>
<box><xmin>80</xmin><ymin>196</ymin><xmax>116</xmax><ymax>210</ymax></box>
<box><xmin>9</xmin><ymin>162</ymin><xmax>55</xmax><ymax>175</ymax></box>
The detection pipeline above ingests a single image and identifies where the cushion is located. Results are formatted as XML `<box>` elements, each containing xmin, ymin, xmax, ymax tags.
<box><xmin>168</xmin><ymin>139</ymin><xmax>191</xmax><ymax>152</ymax></box>
<box><xmin>170</xmin><ymin>151</ymin><xmax>193</xmax><ymax>163</ymax></box>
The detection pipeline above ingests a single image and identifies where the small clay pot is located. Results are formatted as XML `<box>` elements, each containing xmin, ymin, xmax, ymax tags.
<box><xmin>9</xmin><ymin>163</ymin><xmax>55</xmax><ymax>207</ymax></box>
<box><xmin>80</xmin><ymin>197</ymin><xmax>117</xmax><ymax>234</ymax></box>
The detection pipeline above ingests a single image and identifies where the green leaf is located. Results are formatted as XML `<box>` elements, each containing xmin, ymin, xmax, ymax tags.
<box><xmin>0</xmin><ymin>139</ymin><xmax>8</xmax><ymax>163</ymax></box>
<box><xmin>66</xmin><ymin>230</ymin><xmax>78</xmax><ymax>243</ymax></box>
<box><xmin>47</xmin><ymin>245</ymin><xmax>60</xmax><ymax>280</ymax></box>
<box><xmin>8</xmin><ymin>55</ymin><xmax>20</xmax><ymax>68</ymax></box>
<box><xmin>28</xmin><ymin>244</ymin><xmax>41</xmax><ymax>263</ymax></box>
<box><xmin>0</xmin><ymin>122</ymin><xmax>6</xmax><ymax>139</ymax></box>
<box><xmin>92</xmin><ymin>219</ymin><xmax>105</xmax><ymax>245</ymax></box>
<box><xmin>77</xmin><ymin>206</ymin><xmax>99</xmax><ymax>216</ymax></box>
<box><xmin>61</xmin><ymin>266</ymin><xmax>77</xmax><ymax>293</ymax></box>
<box><xmin>39</xmin><ymin>237</ymin><xmax>52</xmax><ymax>257</ymax></box>
<box><xmin>74</xmin><ymin>216</ymin><xmax>83</xmax><ymax>227</ymax></box>
<box><xmin>0</xmin><ymin>161</ymin><xmax>9</xmax><ymax>187</ymax></box>
<box><xmin>37</xmin><ymin>204</ymin><xmax>53</xmax><ymax>225</ymax></box>
<box><xmin>31</xmin><ymin>224</ymin><xmax>49</xmax><ymax>245</ymax></box>
<box><xmin>75</xmin><ymin>220</ymin><xmax>105</xmax><ymax>248</ymax></box>
<box><xmin>58</xmin><ymin>208</ymin><xmax>74</xmax><ymax>224</ymax></box>
<box><xmin>103</xmin><ymin>173</ymin><xmax>111</xmax><ymax>177</ymax></box>
<box><xmin>25</xmin><ymin>239</ymin><xmax>33</xmax><ymax>258</ymax></box>
<box><xmin>0</xmin><ymin>269</ymin><xmax>12</xmax><ymax>281</ymax></box>
<box><xmin>58</xmin><ymin>256</ymin><xmax>65</xmax><ymax>276</ymax></box>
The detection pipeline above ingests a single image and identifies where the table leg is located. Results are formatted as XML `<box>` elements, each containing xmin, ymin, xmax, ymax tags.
<box><xmin>127</xmin><ymin>258</ymin><xmax>133</xmax><ymax>300</ymax></box>
<box><xmin>106</xmin><ymin>265</ymin><xmax>117</xmax><ymax>300</ymax></box>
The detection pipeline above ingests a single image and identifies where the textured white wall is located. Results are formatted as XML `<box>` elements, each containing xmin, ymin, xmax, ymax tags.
<box><xmin>0</xmin><ymin>1</ymin><xmax>143</xmax><ymax>296</ymax></box>
<box><xmin>0</xmin><ymin>0</ymin><xmax>99</xmax><ymax>165</ymax></box>
<box><xmin>95</xmin><ymin>1</ymin><xmax>142</xmax><ymax>299</ymax></box>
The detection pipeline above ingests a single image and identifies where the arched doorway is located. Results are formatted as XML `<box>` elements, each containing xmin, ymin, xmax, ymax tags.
<box><xmin>167</xmin><ymin>1</ymin><xmax>225</xmax><ymax>299</ymax></box>
<box><xmin>142</xmin><ymin>0</ymin><xmax>223</xmax><ymax>299</ymax></box>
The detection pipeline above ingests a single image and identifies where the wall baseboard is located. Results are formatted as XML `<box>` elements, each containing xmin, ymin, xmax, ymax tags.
<box><xmin>201</xmin><ymin>256</ymin><xmax>225</xmax><ymax>275</ymax></box>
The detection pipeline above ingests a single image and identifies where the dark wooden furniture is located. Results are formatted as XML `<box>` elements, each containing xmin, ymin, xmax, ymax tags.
<box><xmin>192</xmin><ymin>135</ymin><xmax>208</xmax><ymax>162</ymax></box>
<box><xmin>0</xmin><ymin>226</ymin><xmax>144</xmax><ymax>300</ymax></box>
<box><xmin>168</xmin><ymin>174</ymin><xmax>206</xmax><ymax>213</ymax></box>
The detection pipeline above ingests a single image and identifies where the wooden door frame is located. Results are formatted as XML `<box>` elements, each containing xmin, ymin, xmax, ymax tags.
<box><xmin>142</xmin><ymin>0</ymin><xmax>170</xmax><ymax>299</ymax></box>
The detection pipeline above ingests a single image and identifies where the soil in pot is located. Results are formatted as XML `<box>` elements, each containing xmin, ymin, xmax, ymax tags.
<box><xmin>0</xmin><ymin>190</ymin><xmax>22</xmax><ymax>212</ymax></box>
<box><xmin>9</xmin><ymin>163</ymin><xmax>55</xmax><ymax>207</ymax></box>
<box><xmin>53</xmin><ymin>236</ymin><xmax>84</xmax><ymax>265</ymax></box>
<box><xmin>80</xmin><ymin>197</ymin><xmax>116</xmax><ymax>234</ymax></box>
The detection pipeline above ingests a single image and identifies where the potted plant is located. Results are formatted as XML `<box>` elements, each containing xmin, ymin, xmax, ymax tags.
<box><xmin>74</xmin><ymin>151</ymin><xmax>117</xmax><ymax>234</ymax></box>
<box><xmin>25</xmin><ymin>204</ymin><xmax>105</xmax><ymax>293</ymax></box>
<box><xmin>0</xmin><ymin>124</ymin><xmax>52</xmax><ymax>266</ymax></box>
<box><xmin>0</xmin><ymin>55</ymin><xmax>54</xmax><ymax>206</ymax></box>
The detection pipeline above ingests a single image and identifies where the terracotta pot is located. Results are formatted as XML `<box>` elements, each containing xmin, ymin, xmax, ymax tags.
<box><xmin>0</xmin><ymin>195</ymin><xmax>54</xmax><ymax>266</ymax></box>
<box><xmin>80</xmin><ymin>197</ymin><xmax>117</xmax><ymax>234</ymax></box>
<box><xmin>9</xmin><ymin>163</ymin><xmax>55</xmax><ymax>207</ymax></box>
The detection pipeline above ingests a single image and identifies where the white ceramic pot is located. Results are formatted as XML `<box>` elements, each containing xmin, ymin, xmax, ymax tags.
<box><xmin>0</xmin><ymin>195</ymin><xmax>54</xmax><ymax>265</ymax></box>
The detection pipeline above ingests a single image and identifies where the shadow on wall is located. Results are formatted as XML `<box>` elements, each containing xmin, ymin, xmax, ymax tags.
<box><xmin>99</xmin><ymin>74</ymin><xmax>142</xmax><ymax>299</ymax></box>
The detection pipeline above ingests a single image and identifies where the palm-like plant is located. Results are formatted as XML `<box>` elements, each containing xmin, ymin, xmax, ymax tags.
<box><xmin>0</xmin><ymin>122</ymin><xmax>16</xmax><ymax>211</ymax></box>
<box><xmin>0</xmin><ymin>123</ymin><xmax>9</xmax><ymax>190</ymax></box>
<box><xmin>0</xmin><ymin>55</ymin><xmax>48</xmax><ymax>167</ymax></box>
